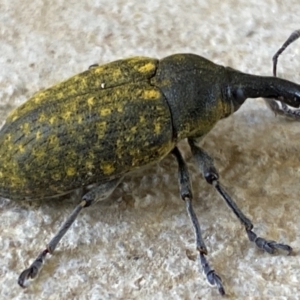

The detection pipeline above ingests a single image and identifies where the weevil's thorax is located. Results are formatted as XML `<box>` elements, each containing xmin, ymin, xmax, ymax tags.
<box><xmin>151</xmin><ymin>54</ymin><xmax>233</xmax><ymax>140</ymax></box>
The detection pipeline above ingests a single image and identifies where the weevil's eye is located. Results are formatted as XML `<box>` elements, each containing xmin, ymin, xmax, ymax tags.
<box><xmin>226</xmin><ymin>86</ymin><xmax>246</xmax><ymax>110</ymax></box>
<box><xmin>232</xmin><ymin>87</ymin><xmax>246</xmax><ymax>103</ymax></box>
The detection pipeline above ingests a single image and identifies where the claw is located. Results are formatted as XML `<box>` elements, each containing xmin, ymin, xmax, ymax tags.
<box><xmin>246</xmin><ymin>228</ymin><xmax>292</xmax><ymax>255</ymax></box>
<box><xmin>268</xmin><ymin>241</ymin><xmax>292</xmax><ymax>255</ymax></box>
<box><xmin>18</xmin><ymin>266</ymin><xmax>38</xmax><ymax>288</ymax></box>
<box><xmin>200</xmin><ymin>253</ymin><xmax>225</xmax><ymax>295</ymax></box>
<box><xmin>18</xmin><ymin>249</ymin><xmax>48</xmax><ymax>288</ymax></box>
<box><xmin>207</xmin><ymin>270</ymin><xmax>225</xmax><ymax>296</ymax></box>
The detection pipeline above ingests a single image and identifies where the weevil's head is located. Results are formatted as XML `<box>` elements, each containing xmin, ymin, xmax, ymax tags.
<box><xmin>224</xmin><ymin>67</ymin><xmax>300</xmax><ymax>112</ymax></box>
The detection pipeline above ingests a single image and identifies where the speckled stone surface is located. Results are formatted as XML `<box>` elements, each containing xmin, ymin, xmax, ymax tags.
<box><xmin>1</xmin><ymin>1</ymin><xmax>300</xmax><ymax>299</ymax></box>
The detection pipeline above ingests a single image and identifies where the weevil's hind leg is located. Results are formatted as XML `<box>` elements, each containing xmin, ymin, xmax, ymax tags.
<box><xmin>189</xmin><ymin>139</ymin><xmax>292</xmax><ymax>255</ymax></box>
<box><xmin>18</xmin><ymin>177</ymin><xmax>123</xmax><ymax>288</ymax></box>
<box><xmin>265</xmin><ymin>30</ymin><xmax>300</xmax><ymax>119</ymax></box>
<box><xmin>172</xmin><ymin>147</ymin><xmax>225</xmax><ymax>296</ymax></box>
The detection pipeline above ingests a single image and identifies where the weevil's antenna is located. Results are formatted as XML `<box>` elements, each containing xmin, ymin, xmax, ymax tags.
<box><xmin>273</xmin><ymin>30</ymin><xmax>300</xmax><ymax>77</ymax></box>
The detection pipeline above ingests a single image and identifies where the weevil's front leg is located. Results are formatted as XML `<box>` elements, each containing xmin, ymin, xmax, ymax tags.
<box><xmin>188</xmin><ymin>139</ymin><xmax>292</xmax><ymax>255</ymax></box>
<box><xmin>172</xmin><ymin>147</ymin><xmax>225</xmax><ymax>296</ymax></box>
<box><xmin>265</xmin><ymin>98</ymin><xmax>300</xmax><ymax>120</ymax></box>
<box><xmin>265</xmin><ymin>30</ymin><xmax>300</xmax><ymax>120</ymax></box>
<box><xmin>272</xmin><ymin>30</ymin><xmax>300</xmax><ymax>77</ymax></box>
<box><xmin>18</xmin><ymin>177</ymin><xmax>123</xmax><ymax>288</ymax></box>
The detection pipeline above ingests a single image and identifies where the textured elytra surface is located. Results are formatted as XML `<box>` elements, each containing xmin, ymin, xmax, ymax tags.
<box><xmin>0</xmin><ymin>57</ymin><xmax>174</xmax><ymax>199</ymax></box>
<box><xmin>1</xmin><ymin>1</ymin><xmax>300</xmax><ymax>300</ymax></box>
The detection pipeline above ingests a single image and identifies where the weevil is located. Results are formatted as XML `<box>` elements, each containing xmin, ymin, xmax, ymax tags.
<box><xmin>1</xmin><ymin>31</ymin><xmax>300</xmax><ymax>295</ymax></box>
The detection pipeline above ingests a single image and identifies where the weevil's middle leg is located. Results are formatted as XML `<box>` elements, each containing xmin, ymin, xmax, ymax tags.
<box><xmin>172</xmin><ymin>147</ymin><xmax>225</xmax><ymax>296</ymax></box>
<box><xmin>265</xmin><ymin>30</ymin><xmax>300</xmax><ymax>119</ymax></box>
<box><xmin>189</xmin><ymin>139</ymin><xmax>292</xmax><ymax>255</ymax></box>
<box><xmin>18</xmin><ymin>177</ymin><xmax>123</xmax><ymax>288</ymax></box>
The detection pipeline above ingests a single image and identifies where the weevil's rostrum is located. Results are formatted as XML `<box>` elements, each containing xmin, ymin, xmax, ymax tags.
<box><xmin>3</xmin><ymin>31</ymin><xmax>300</xmax><ymax>295</ymax></box>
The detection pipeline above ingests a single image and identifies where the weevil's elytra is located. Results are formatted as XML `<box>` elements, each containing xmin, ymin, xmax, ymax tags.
<box><xmin>3</xmin><ymin>31</ymin><xmax>300</xmax><ymax>294</ymax></box>
<box><xmin>0</xmin><ymin>57</ymin><xmax>174</xmax><ymax>199</ymax></box>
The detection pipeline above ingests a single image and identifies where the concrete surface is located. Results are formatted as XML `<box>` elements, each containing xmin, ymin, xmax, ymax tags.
<box><xmin>1</xmin><ymin>1</ymin><xmax>300</xmax><ymax>299</ymax></box>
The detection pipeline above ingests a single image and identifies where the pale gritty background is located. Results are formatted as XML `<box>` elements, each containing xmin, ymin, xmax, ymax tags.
<box><xmin>1</xmin><ymin>1</ymin><xmax>300</xmax><ymax>299</ymax></box>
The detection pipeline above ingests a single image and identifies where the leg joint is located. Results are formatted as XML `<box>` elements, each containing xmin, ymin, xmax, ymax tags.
<box><xmin>204</xmin><ymin>170</ymin><xmax>219</xmax><ymax>185</ymax></box>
